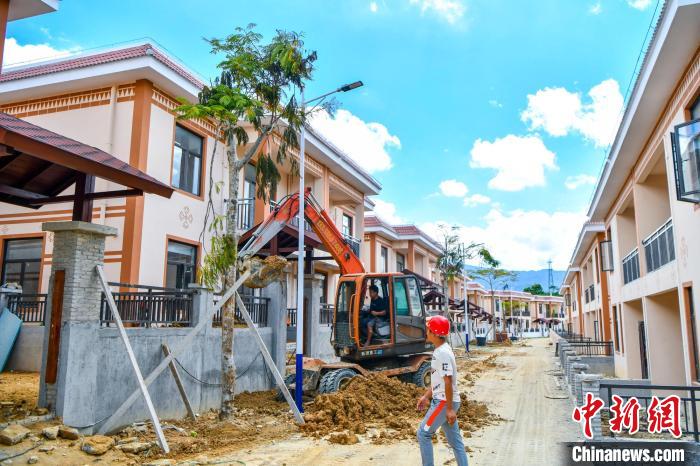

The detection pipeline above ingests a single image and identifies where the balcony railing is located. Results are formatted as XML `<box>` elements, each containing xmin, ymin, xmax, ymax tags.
<box><xmin>622</xmin><ymin>248</ymin><xmax>640</xmax><ymax>285</ymax></box>
<box><xmin>643</xmin><ymin>219</ymin><xmax>675</xmax><ymax>274</ymax></box>
<box><xmin>600</xmin><ymin>382</ymin><xmax>700</xmax><ymax>442</ymax></box>
<box><xmin>212</xmin><ymin>294</ymin><xmax>270</xmax><ymax>327</ymax></box>
<box><xmin>100</xmin><ymin>283</ymin><xmax>194</xmax><ymax>327</ymax></box>
<box><xmin>584</xmin><ymin>284</ymin><xmax>594</xmax><ymax>304</ymax></box>
<box><xmin>236</xmin><ymin>198</ymin><xmax>255</xmax><ymax>231</ymax></box>
<box><xmin>7</xmin><ymin>293</ymin><xmax>46</xmax><ymax>324</ymax></box>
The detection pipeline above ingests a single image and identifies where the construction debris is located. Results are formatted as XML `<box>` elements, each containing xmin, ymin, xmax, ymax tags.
<box><xmin>301</xmin><ymin>373</ymin><xmax>501</xmax><ymax>443</ymax></box>
<box><xmin>241</xmin><ymin>255</ymin><xmax>288</xmax><ymax>288</ymax></box>
<box><xmin>0</xmin><ymin>423</ymin><xmax>30</xmax><ymax>445</ymax></box>
<box><xmin>81</xmin><ymin>435</ymin><xmax>115</xmax><ymax>455</ymax></box>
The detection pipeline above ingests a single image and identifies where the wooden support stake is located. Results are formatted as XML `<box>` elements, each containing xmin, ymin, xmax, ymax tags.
<box><xmin>235</xmin><ymin>292</ymin><xmax>305</xmax><ymax>425</ymax></box>
<box><xmin>161</xmin><ymin>344</ymin><xmax>196</xmax><ymax>421</ymax></box>
<box><xmin>95</xmin><ymin>266</ymin><xmax>169</xmax><ymax>453</ymax></box>
<box><xmin>99</xmin><ymin>270</ymin><xmax>252</xmax><ymax>435</ymax></box>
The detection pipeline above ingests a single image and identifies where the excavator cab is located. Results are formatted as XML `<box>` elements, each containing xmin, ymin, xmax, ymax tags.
<box><xmin>333</xmin><ymin>273</ymin><xmax>431</xmax><ymax>362</ymax></box>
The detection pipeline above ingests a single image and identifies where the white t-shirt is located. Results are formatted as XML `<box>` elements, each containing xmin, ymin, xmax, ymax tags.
<box><xmin>430</xmin><ymin>343</ymin><xmax>460</xmax><ymax>401</ymax></box>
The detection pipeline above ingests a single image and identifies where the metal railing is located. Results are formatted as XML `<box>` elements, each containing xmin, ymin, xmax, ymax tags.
<box><xmin>556</xmin><ymin>330</ymin><xmax>592</xmax><ymax>342</ymax></box>
<box><xmin>320</xmin><ymin>303</ymin><xmax>335</xmax><ymax>325</ymax></box>
<box><xmin>342</xmin><ymin>234</ymin><xmax>361</xmax><ymax>257</ymax></box>
<box><xmin>599</xmin><ymin>382</ymin><xmax>700</xmax><ymax>442</ymax></box>
<box><xmin>287</xmin><ymin>308</ymin><xmax>297</xmax><ymax>327</ymax></box>
<box><xmin>7</xmin><ymin>293</ymin><xmax>47</xmax><ymax>324</ymax></box>
<box><xmin>212</xmin><ymin>295</ymin><xmax>270</xmax><ymax>327</ymax></box>
<box><xmin>236</xmin><ymin>197</ymin><xmax>255</xmax><ymax>231</ymax></box>
<box><xmin>622</xmin><ymin>248</ymin><xmax>640</xmax><ymax>284</ymax></box>
<box><xmin>567</xmin><ymin>340</ymin><xmax>613</xmax><ymax>356</ymax></box>
<box><xmin>100</xmin><ymin>283</ymin><xmax>194</xmax><ymax>327</ymax></box>
<box><xmin>643</xmin><ymin>219</ymin><xmax>675</xmax><ymax>274</ymax></box>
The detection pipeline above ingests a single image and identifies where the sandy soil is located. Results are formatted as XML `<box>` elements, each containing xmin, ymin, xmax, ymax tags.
<box><xmin>0</xmin><ymin>339</ymin><xmax>578</xmax><ymax>465</ymax></box>
<box><xmin>0</xmin><ymin>371</ymin><xmax>41</xmax><ymax>423</ymax></box>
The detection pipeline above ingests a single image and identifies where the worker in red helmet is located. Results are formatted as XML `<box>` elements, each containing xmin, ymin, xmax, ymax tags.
<box><xmin>416</xmin><ymin>315</ymin><xmax>469</xmax><ymax>466</ymax></box>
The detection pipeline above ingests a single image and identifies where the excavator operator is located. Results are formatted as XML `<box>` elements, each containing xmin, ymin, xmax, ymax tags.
<box><xmin>361</xmin><ymin>284</ymin><xmax>388</xmax><ymax>347</ymax></box>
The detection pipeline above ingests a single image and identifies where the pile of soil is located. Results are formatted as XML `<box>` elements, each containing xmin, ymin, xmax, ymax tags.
<box><xmin>301</xmin><ymin>374</ymin><xmax>500</xmax><ymax>444</ymax></box>
<box><xmin>460</xmin><ymin>353</ymin><xmax>504</xmax><ymax>386</ymax></box>
<box><xmin>0</xmin><ymin>372</ymin><xmax>42</xmax><ymax>423</ymax></box>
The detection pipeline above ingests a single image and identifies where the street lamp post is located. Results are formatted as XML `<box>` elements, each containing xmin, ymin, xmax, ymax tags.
<box><xmin>295</xmin><ymin>81</ymin><xmax>363</xmax><ymax>412</ymax></box>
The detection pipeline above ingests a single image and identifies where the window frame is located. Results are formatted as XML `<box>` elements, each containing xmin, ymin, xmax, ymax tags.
<box><xmin>671</xmin><ymin>118</ymin><xmax>700</xmax><ymax>204</ymax></box>
<box><xmin>171</xmin><ymin>123</ymin><xmax>206</xmax><ymax>198</ymax></box>
<box><xmin>341</xmin><ymin>213</ymin><xmax>354</xmax><ymax>238</ymax></box>
<box><xmin>380</xmin><ymin>246</ymin><xmax>389</xmax><ymax>273</ymax></box>
<box><xmin>1</xmin><ymin>237</ymin><xmax>43</xmax><ymax>294</ymax></box>
<box><xmin>164</xmin><ymin>237</ymin><xmax>200</xmax><ymax>290</ymax></box>
<box><xmin>396</xmin><ymin>253</ymin><xmax>405</xmax><ymax>272</ymax></box>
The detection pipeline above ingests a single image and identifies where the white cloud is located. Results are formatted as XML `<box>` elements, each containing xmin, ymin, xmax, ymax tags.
<box><xmin>565</xmin><ymin>174</ymin><xmax>597</xmax><ymax>190</ymax></box>
<box><xmin>439</xmin><ymin>179</ymin><xmax>469</xmax><ymax>197</ymax></box>
<box><xmin>2</xmin><ymin>37</ymin><xmax>76</xmax><ymax>67</ymax></box>
<box><xmin>371</xmin><ymin>199</ymin><xmax>404</xmax><ymax>224</ymax></box>
<box><xmin>310</xmin><ymin>109</ymin><xmax>400</xmax><ymax>173</ymax></box>
<box><xmin>463</xmin><ymin>194</ymin><xmax>491</xmax><ymax>207</ymax></box>
<box><xmin>589</xmin><ymin>2</ymin><xmax>602</xmax><ymax>14</ymax></box>
<box><xmin>421</xmin><ymin>208</ymin><xmax>588</xmax><ymax>270</ymax></box>
<box><xmin>627</xmin><ymin>0</ymin><xmax>652</xmax><ymax>10</ymax></box>
<box><xmin>409</xmin><ymin>0</ymin><xmax>466</xmax><ymax>24</ymax></box>
<box><xmin>521</xmin><ymin>79</ymin><xmax>623</xmax><ymax>148</ymax></box>
<box><xmin>469</xmin><ymin>134</ymin><xmax>558</xmax><ymax>191</ymax></box>
<box><xmin>488</xmin><ymin>99</ymin><xmax>503</xmax><ymax>108</ymax></box>
<box><xmin>370</xmin><ymin>1</ymin><xmax>379</xmax><ymax>12</ymax></box>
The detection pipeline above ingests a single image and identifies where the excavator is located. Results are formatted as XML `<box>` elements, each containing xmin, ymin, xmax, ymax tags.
<box><xmin>239</xmin><ymin>188</ymin><xmax>433</xmax><ymax>394</ymax></box>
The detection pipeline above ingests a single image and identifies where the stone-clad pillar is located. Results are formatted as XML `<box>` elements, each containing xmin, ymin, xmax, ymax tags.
<box><xmin>38</xmin><ymin>221</ymin><xmax>117</xmax><ymax>431</ymax></box>
<box><xmin>260</xmin><ymin>279</ymin><xmax>288</xmax><ymax>372</ymax></box>
<box><xmin>304</xmin><ymin>273</ymin><xmax>323</xmax><ymax>358</ymax></box>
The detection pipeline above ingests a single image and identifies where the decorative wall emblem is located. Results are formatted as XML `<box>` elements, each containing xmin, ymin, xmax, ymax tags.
<box><xmin>179</xmin><ymin>206</ymin><xmax>193</xmax><ymax>229</ymax></box>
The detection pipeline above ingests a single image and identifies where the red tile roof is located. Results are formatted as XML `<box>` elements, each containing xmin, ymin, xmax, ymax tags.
<box><xmin>364</xmin><ymin>215</ymin><xmax>441</xmax><ymax>249</ymax></box>
<box><xmin>0</xmin><ymin>112</ymin><xmax>173</xmax><ymax>201</ymax></box>
<box><xmin>0</xmin><ymin>43</ymin><xmax>204</xmax><ymax>88</ymax></box>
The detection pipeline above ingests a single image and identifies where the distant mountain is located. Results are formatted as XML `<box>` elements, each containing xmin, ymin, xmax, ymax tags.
<box><xmin>465</xmin><ymin>265</ymin><xmax>566</xmax><ymax>292</ymax></box>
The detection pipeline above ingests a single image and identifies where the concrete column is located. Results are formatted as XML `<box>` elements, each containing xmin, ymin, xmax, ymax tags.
<box><xmin>563</xmin><ymin>350</ymin><xmax>577</xmax><ymax>385</ymax></box>
<box><xmin>304</xmin><ymin>273</ymin><xmax>323</xmax><ymax>358</ymax></box>
<box><xmin>579</xmin><ymin>374</ymin><xmax>603</xmax><ymax>440</ymax></box>
<box><xmin>189</xmin><ymin>284</ymin><xmax>213</xmax><ymax>336</ymax></box>
<box><xmin>38</xmin><ymin>221</ymin><xmax>117</xmax><ymax>430</ymax></box>
<box><xmin>571</xmin><ymin>362</ymin><xmax>589</xmax><ymax>396</ymax></box>
<box><xmin>567</xmin><ymin>356</ymin><xmax>582</xmax><ymax>388</ymax></box>
<box><xmin>260</xmin><ymin>280</ymin><xmax>288</xmax><ymax>372</ymax></box>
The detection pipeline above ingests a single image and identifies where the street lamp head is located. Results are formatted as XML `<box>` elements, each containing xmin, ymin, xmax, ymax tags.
<box><xmin>339</xmin><ymin>81</ymin><xmax>363</xmax><ymax>92</ymax></box>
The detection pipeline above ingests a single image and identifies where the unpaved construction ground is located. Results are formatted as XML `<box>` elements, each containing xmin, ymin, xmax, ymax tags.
<box><xmin>0</xmin><ymin>338</ymin><xmax>578</xmax><ymax>465</ymax></box>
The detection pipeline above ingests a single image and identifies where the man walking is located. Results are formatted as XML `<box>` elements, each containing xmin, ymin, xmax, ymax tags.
<box><xmin>416</xmin><ymin>315</ymin><xmax>469</xmax><ymax>466</ymax></box>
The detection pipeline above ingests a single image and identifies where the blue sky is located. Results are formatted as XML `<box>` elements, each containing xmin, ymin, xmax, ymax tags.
<box><xmin>3</xmin><ymin>0</ymin><xmax>660</xmax><ymax>270</ymax></box>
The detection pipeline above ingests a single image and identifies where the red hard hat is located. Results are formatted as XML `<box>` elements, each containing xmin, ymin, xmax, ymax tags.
<box><xmin>426</xmin><ymin>315</ymin><xmax>450</xmax><ymax>336</ymax></box>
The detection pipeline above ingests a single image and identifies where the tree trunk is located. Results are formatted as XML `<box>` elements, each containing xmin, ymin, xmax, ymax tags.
<box><xmin>490</xmin><ymin>292</ymin><xmax>496</xmax><ymax>342</ymax></box>
<box><xmin>220</xmin><ymin>136</ymin><xmax>241</xmax><ymax>421</ymax></box>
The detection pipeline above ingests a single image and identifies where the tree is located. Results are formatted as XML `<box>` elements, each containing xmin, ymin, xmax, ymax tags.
<box><xmin>175</xmin><ymin>25</ymin><xmax>319</xmax><ymax>420</ymax></box>
<box><xmin>470</xmin><ymin>249</ymin><xmax>517</xmax><ymax>340</ymax></box>
<box><xmin>435</xmin><ymin>225</ymin><xmax>481</xmax><ymax>339</ymax></box>
<box><xmin>523</xmin><ymin>283</ymin><xmax>545</xmax><ymax>295</ymax></box>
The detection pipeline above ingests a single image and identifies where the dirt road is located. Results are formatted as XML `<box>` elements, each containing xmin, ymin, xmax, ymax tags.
<box><xmin>466</xmin><ymin>338</ymin><xmax>580</xmax><ymax>466</ymax></box>
<box><xmin>226</xmin><ymin>338</ymin><xmax>579</xmax><ymax>466</ymax></box>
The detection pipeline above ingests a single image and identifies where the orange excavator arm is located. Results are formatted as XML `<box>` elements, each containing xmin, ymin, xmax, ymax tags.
<box><xmin>238</xmin><ymin>188</ymin><xmax>366</xmax><ymax>275</ymax></box>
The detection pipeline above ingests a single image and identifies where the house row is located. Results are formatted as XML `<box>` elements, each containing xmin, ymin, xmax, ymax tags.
<box><xmin>560</xmin><ymin>0</ymin><xmax>700</xmax><ymax>386</ymax></box>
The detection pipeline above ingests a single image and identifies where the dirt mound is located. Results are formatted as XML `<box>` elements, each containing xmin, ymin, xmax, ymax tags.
<box><xmin>301</xmin><ymin>374</ymin><xmax>500</xmax><ymax>443</ymax></box>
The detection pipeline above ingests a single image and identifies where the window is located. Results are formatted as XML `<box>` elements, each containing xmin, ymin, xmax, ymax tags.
<box><xmin>642</xmin><ymin>220</ymin><xmax>675</xmax><ymax>273</ymax></box>
<box><xmin>692</xmin><ymin>94</ymin><xmax>700</xmax><ymax>120</ymax></box>
<box><xmin>380</xmin><ymin>246</ymin><xmax>388</xmax><ymax>273</ymax></box>
<box><xmin>166</xmin><ymin>240</ymin><xmax>197</xmax><ymax>289</ymax></box>
<box><xmin>671</xmin><ymin>117</ymin><xmax>700</xmax><ymax>203</ymax></box>
<box><xmin>406</xmin><ymin>276</ymin><xmax>424</xmax><ymax>317</ymax></box>
<box><xmin>396</xmin><ymin>253</ymin><xmax>405</xmax><ymax>272</ymax></box>
<box><xmin>1</xmin><ymin>238</ymin><xmax>42</xmax><ymax>293</ymax></box>
<box><xmin>341</xmin><ymin>213</ymin><xmax>353</xmax><ymax>238</ymax></box>
<box><xmin>393</xmin><ymin>278</ymin><xmax>410</xmax><ymax>316</ymax></box>
<box><xmin>172</xmin><ymin>125</ymin><xmax>203</xmax><ymax>196</ymax></box>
